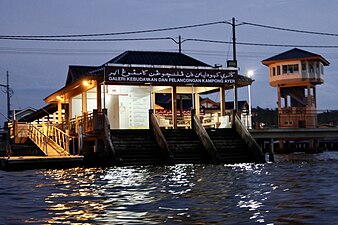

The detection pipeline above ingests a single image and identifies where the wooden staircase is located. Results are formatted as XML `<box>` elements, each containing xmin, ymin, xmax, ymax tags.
<box><xmin>207</xmin><ymin>128</ymin><xmax>256</xmax><ymax>163</ymax></box>
<box><xmin>110</xmin><ymin>129</ymin><xmax>165</xmax><ymax>166</ymax></box>
<box><xmin>162</xmin><ymin>129</ymin><xmax>212</xmax><ymax>164</ymax></box>
<box><xmin>27</xmin><ymin>124</ymin><xmax>70</xmax><ymax>156</ymax></box>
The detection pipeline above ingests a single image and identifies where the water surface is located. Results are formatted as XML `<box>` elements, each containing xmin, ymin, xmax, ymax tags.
<box><xmin>1</xmin><ymin>152</ymin><xmax>338</xmax><ymax>224</ymax></box>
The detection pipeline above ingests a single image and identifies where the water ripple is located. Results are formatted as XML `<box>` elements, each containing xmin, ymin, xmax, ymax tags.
<box><xmin>1</xmin><ymin>152</ymin><xmax>338</xmax><ymax>224</ymax></box>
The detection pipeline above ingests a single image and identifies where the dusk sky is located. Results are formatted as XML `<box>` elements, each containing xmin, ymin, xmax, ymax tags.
<box><xmin>1</xmin><ymin>0</ymin><xmax>338</xmax><ymax>125</ymax></box>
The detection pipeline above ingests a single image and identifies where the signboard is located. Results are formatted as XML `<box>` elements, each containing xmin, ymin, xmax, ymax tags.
<box><xmin>227</xmin><ymin>60</ymin><xmax>237</xmax><ymax>68</ymax></box>
<box><xmin>105</xmin><ymin>65</ymin><xmax>236</xmax><ymax>85</ymax></box>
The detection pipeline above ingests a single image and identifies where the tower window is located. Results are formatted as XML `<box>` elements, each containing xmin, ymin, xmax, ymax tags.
<box><xmin>282</xmin><ymin>64</ymin><xmax>299</xmax><ymax>75</ymax></box>
<box><xmin>282</xmin><ymin>65</ymin><xmax>288</xmax><ymax>74</ymax></box>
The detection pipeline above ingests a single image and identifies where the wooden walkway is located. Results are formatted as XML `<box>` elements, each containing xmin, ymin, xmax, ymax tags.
<box><xmin>250</xmin><ymin>128</ymin><xmax>338</xmax><ymax>139</ymax></box>
<box><xmin>1</xmin><ymin>155</ymin><xmax>84</xmax><ymax>171</ymax></box>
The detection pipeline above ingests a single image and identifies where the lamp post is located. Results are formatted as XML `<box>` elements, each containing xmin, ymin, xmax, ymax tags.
<box><xmin>247</xmin><ymin>70</ymin><xmax>254</xmax><ymax>129</ymax></box>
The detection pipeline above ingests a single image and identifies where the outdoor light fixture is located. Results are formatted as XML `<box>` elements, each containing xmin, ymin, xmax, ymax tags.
<box><xmin>56</xmin><ymin>95</ymin><xmax>64</xmax><ymax>101</ymax></box>
<box><xmin>82</xmin><ymin>80</ymin><xmax>92</xmax><ymax>87</ymax></box>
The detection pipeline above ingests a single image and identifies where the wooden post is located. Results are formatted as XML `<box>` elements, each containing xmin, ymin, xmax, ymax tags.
<box><xmin>172</xmin><ymin>86</ymin><xmax>177</xmax><ymax>129</ymax></box>
<box><xmin>191</xmin><ymin>108</ymin><xmax>196</xmax><ymax>130</ymax></box>
<box><xmin>97</xmin><ymin>82</ymin><xmax>102</xmax><ymax>112</ymax></box>
<box><xmin>82</xmin><ymin>91</ymin><xmax>87</xmax><ymax>114</ymax></box>
<box><xmin>277</xmin><ymin>86</ymin><xmax>281</xmax><ymax>127</ymax></box>
<box><xmin>307</xmin><ymin>84</ymin><xmax>311</xmax><ymax>108</ymax></box>
<box><xmin>68</xmin><ymin>99</ymin><xmax>72</xmax><ymax>133</ymax></box>
<box><xmin>195</xmin><ymin>93</ymin><xmax>200</xmax><ymax>117</ymax></box>
<box><xmin>57</xmin><ymin>101</ymin><xmax>62</xmax><ymax>123</ymax></box>
<box><xmin>269</xmin><ymin>138</ymin><xmax>275</xmax><ymax>162</ymax></box>
<box><xmin>148</xmin><ymin>109</ymin><xmax>154</xmax><ymax>129</ymax></box>
<box><xmin>313</xmin><ymin>86</ymin><xmax>317</xmax><ymax>108</ymax></box>
<box><xmin>64</xmin><ymin>103</ymin><xmax>69</xmax><ymax>126</ymax></box>
<box><xmin>220</xmin><ymin>86</ymin><xmax>226</xmax><ymax>116</ymax></box>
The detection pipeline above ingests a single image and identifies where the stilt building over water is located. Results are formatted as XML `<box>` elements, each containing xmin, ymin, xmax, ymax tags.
<box><xmin>259</xmin><ymin>48</ymin><xmax>331</xmax><ymax>153</ymax></box>
<box><xmin>3</xmin><ymin>51</ymin><xmax>265</xmax><ymax>170</ymax></box>
<box><xmin>262</xmin><ymin>48</ymin><xmax>330</xmax><ymax>128</ymax></box>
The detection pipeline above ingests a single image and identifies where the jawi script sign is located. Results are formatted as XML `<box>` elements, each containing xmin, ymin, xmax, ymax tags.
<box><xmin>105</xmin><ymin>65</ymin><xmax>236</xmax><ymax>86</ymax></box>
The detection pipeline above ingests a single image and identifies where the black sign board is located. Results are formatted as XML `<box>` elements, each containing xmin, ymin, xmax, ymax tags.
<box><xmin>105</xmin><ymin>65</ymin><xmax>236</xmax><ymax>86</ymax></box>
<box><xmin>227</xmin><ymin>60</ymin><xmax>237</xmax><ymax>68</ymax></box>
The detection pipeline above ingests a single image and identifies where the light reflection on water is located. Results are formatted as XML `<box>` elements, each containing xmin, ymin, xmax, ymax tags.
<box><xmin>1</xmin><ymin>152</ymin><xmax>338</xmax><ymax>224</ymax></box>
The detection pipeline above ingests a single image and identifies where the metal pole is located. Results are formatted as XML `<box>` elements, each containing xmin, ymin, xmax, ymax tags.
<box><xmin>232</xmin><ymin>17</ymin><xmax>238</xmax><ymax>111</ymax></box>
<box><xmin>248</xmin><ymin>84</ymin><xmax>252</xmax><ymax>129</ymax></box>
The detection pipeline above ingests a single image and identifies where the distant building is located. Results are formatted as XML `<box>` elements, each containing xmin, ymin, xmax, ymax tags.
<box><xmin>262</xmin><ymin>48</ymin><xmax>329</xmax><ymax>128</ymax></box>
<box><xmin>11</xmin><ymin>107</ymin><xmax>36</xmax><ymax>121</ymax></box>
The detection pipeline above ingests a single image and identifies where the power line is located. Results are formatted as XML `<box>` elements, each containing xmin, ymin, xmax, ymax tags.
<box><xmin>4</xmin><ymin>34</ymin><xmax>337</xmax><ymax>49</ymax></box>
<box><xmin>240</xmin><ymin>21</ymin><xmax>338</xmax><ymax>37</ymax></box>
<box><xmin>183</xmin><ymin>38</ymin><xmax>338</xmax><ymax>48</ymax></box>
<box><xmin>0</xmin><ymin>21</ymin><xmax>228</xmax><ymax>38</ymax></box>
<box><xmin>0</xmin><ymin>36</ymin><xmax>177</xmax><ymax>42</ymax></box>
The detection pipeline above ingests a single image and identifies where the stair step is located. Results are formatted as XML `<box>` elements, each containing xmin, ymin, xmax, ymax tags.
<box><xmin>206</xmin><ymin>128</ymin><xmax>256</xmax><ymax>163</ymax></box>
<box><xmin>110</xmin><ymin>129</ymin><xmax>165</xmax><ymax>165</ymax></box>
<box><xmin>162</xmin><ymin>129</ymin><xmax>212</xmax><ymax>164</ymax></box>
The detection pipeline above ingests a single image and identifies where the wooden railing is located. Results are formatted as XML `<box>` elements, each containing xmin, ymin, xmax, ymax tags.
<box><xmin>10</xmin><ymin>122</ymin><xmax>29</xmax><ymax>144</ymax></box>
<box><xmin>191</xmin><ymin>109</ymin><xmax>221</xmax><ymax>164</ymax></box>
<box><xmin>69</xmin><ymin>111</ymin><xmax>104</xmax><ymax>135</ymax></box>
<box><xmin>28</xmin><ymin>124</ymin><xmax>48</xmax><ymax>155</ymax></box>
<box><xmin>232</xmin><ymin>111</ymin><xmax>266</xmax><ymax>163</ymax></box>
<box><xmin>46</xmin><ymin>124</ymin><xmax>70</xmax><ymax>154</ymax></box>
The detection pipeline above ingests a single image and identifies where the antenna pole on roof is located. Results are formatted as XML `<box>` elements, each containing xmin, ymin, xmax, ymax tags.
<box><xmin>179</xmin><ymin>35</ymin><xmax>182</xmax><ymax>53</ymax></box>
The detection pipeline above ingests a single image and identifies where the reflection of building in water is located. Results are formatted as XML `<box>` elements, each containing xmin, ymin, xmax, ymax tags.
<box><xmin>262</xmin><ymin>48</ymin><xmax>330</xmax><ymax>128</ymax></box>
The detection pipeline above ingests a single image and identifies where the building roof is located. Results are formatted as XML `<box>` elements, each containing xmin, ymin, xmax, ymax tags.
<box><xmin>18</xmin><ymin>104</ymin><xmax>57</xmax><ymax>122</ymax></box>
<box><xmin>66</xmin><ymin>65</ymin><xmax>101</xmax><ymax>85</ymax></box>
<box><xmin>11</xmin><ymin>107</ymin><xmax>36</xmax><ymax>120</ymax></box>
<box><xmin>65</xmin><ymin>51</ymin><xmax>211</xmax><ymax>85</ymax></box>
<box><xmin>106</xmin><ymin>51</ymin><xmax>211</xmax><ymax>67</ymax></box>
<box><xmin>262</xmin><ymin>48</ymin><xmax>330</xmax><ymax>66</ymax></box>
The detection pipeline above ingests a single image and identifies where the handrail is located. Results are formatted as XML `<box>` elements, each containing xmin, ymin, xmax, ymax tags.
<box><xmin>232</xmin><ymin>111</ymin><xmax>266</xmax><ymax>163</ymax></box>
<box><xmin>191</xmin><ymin>109</ymin><xmax>221</xmax><ymax>164</ymax></box>
<box><xmin>149</xmin><ymin>109</ymin><xmax>175</xmax><ymax>165</ymax></box>
<box><xmin>28</xmin><ymin>123</ymin><xmax>48</xmax><ymax>155</ymax></box>
<box><xmin>100</xmin><ymin>109</ymin><xmax>116</xmax><ymax>160</ymax></box>
<box><xmin>46</xmin><ymin>124</ymin><xmax>71</xmax><ymax>155</ymax></box>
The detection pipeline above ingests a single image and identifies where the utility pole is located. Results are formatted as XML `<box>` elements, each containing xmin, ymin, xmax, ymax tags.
<box><xmin>178</xmin><ymin>35</ymin><xmax>182</xmax><ymax>53</ymax></box>
<box><xmin>0</xmin><ymin>71</ymin><xmax>11</xmax><ymax>122</ymax></box>
<box><xmin>232</xmin><ymin>17</ymin><xmax>238</xmax><ymax>111</ymax></box>
<box><xmin>0</xmin><ymin>71</ymin><xmax>12</xmax><ymax>154</ymax></box>
<box><xmin>6</xmin><ymin>71</ymin><xmax>10</xmax><ymax>123</ymax></box>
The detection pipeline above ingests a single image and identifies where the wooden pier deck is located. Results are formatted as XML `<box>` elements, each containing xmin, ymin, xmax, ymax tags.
<box><xmin>1</xmin><ymin>155</ymin><xmax>84</xmax><ymax>171</ymax></box>
<box><xmin>250</xmin><ymin>128</ymin><xmax>338</xmax><ymax>154</ymax></box>
<box><xmin>250</xmin><ymin>128</ymin><xmax>338</xmax><ymax>139</ymax></box>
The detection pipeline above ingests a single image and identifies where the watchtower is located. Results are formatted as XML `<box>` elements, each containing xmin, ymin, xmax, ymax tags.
<box><xmin>262</xmin><ymin>48</ymin><xmax>329</xmax><ymax>128</ymax></box>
